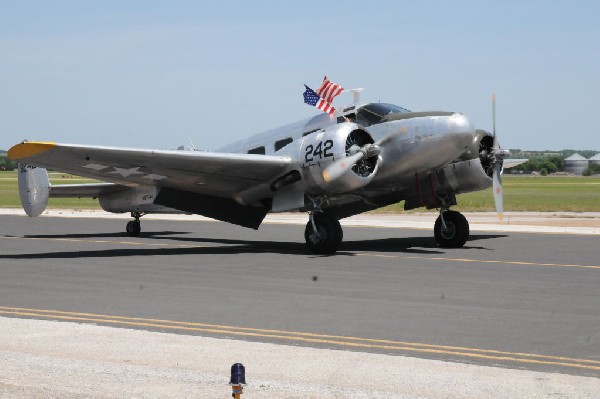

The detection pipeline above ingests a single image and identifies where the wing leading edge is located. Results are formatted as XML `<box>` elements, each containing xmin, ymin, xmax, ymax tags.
<box><xmin>9</xmin><ymin>141</ymin><xmax>298</xmax><ymax>228</ymax></box>
<box><xmin>9</xmin><ymin>141</ymin><xmax>295</xmax><ymax>198</ymax></box>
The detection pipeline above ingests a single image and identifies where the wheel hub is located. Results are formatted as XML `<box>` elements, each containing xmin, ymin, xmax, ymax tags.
<box><xmin>308</xmin><ymin>226</ymin><xmax>326</xmax><ymax>244</ymax></box>
<box><xmin>440</xmin><ymin>222</ymin><xmax>456</xmax><ymax>239</ymax></box>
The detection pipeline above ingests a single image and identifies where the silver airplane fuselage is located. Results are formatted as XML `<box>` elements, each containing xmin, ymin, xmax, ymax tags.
<box><xmin>219</xmin><ymin>103</ymin><xmax>493</xmax><ymax>213</ymax></box>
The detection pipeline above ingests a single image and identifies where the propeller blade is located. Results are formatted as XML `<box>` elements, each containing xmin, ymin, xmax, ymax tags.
<box><xmin>492</xmin><ymin>93</ymin><xmax>498</xmax><ymax>149</ymax></box>
<box><xmin>492</xmin><ymin>162</ymin><xmax>504</xmax><ymax>220</ymax></box>
<box><xmin>322</xmin><ymin>150</ymin><xmax>365</xmax><ymax>182</ymax></box>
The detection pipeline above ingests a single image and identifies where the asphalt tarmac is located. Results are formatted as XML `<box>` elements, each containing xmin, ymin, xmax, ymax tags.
<box><xmin>0</xmin><ymin>213</ymin><xmax>599</xmax><ymax>377</ymax></box>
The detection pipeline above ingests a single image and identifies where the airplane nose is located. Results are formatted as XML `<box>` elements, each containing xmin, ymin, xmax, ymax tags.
<box><xmin>443</xmin><ymin>113</ymin><xmax>478</xmax><ymax>155</ymax></box>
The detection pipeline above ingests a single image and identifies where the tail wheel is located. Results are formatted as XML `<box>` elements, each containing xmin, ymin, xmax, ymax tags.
<box><xmin>434</xmin><ymin>210</ymin><xmax>469</xmax><ymax>248</ymax></box>
<box><xmin>304</xmin><ymin>213</ymin><xmax>343</xmax><ymax>255</ymax></box>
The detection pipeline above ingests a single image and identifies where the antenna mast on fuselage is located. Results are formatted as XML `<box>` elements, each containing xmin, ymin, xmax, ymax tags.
<box><xmin>346</xmin><ymin>88</ymin><xmax>365</xmax><ymax>105</ymax></box>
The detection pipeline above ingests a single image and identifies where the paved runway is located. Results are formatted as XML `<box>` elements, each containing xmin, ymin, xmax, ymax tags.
<box><xmin>0</xmin><ymin>213</ymin><xmax>599</xmax><ymax>377</ymax></box>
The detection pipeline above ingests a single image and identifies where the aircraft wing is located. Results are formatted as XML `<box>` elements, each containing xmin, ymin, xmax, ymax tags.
<box><xmin>8</xmin><ymin>142</ymin><xmax>296</xmax><ymax>203</ymax></box>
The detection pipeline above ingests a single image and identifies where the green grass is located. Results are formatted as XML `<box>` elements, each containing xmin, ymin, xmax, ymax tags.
<box><xmin>455</xmin><ymin>176</ymin><xmax>600</xmax><ymax>212</ymax></box>
<box><xmin>1</xmin><ymin>172</ymin><xmax>600</xmax><ymax>212</ymax></box>
<box><xmin>0</xmin><ymin>170</ymin><xmax>101</xmax><ymax>209</ymax></box>
<box><xmin>378</xmin><ymin>175</ymin><xmax>600</xmax><ymax>213</ymax></box>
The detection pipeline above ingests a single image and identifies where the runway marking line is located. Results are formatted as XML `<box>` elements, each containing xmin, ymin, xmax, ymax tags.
<box><xmin>2</xmin><ymin>235</ymin><xmax>210</xmax><ymax>249</ymax></box>
<box><xmin>1</xmin><ymin>306</ymin><xmax>599</xmax><ymax>372</ymax></box>
<box><xmin>356</xmin><ymin>253</ymin><xmax>600</xmax><ymax>270</ymax></box>
<box><xmin>2</xmin><ymin>234</ymin><xmax>599</xmax><ymax>270</ymax></box>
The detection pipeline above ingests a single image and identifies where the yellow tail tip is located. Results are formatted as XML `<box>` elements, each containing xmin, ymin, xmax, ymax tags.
<box><xmin>7</xmin><ymin>142</ymin><xmax>56</xmax><ymax>160</ymax></box>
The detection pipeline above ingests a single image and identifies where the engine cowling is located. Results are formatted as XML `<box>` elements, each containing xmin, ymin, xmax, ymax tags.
<box><xmin>300</xmin><ymin>123</ymin><xmax>379</xmax><ymax>193</ymax></box>
<box><xmin>98</xmin><ymin>186</ymin><xmax>176</xmax><ymax>214</ymax></box>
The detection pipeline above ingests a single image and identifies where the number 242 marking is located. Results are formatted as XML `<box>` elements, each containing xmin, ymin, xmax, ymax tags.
<box><xmin>305</xmin><ymin>140</ymin><xmax>334</xmax><ymax>163</ymax></box>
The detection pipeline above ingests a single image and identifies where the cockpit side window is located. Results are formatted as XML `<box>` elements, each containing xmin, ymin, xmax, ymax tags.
<box><xmin>336</xmin><ymin>114</ymin><xmax>357</xmax><ymax>124</ymax></box>
<box><xmin>356</xmin><ymin>103</ymin><xmax>411</xmax><ymax>126</ymax></box>
<box><xmin>248</xmin><ymin>146</ymin><xmax>266</xmax><ymax>155</ymax></box>
<box><xmin>274</xmin><ymin>137</ymin><xmax>293</xmax><ymax>152</ymax></box>
<box><xmin>302</xmin><ymin>128</ymin><xmax>320</xmax><ymax>137</ymax></box>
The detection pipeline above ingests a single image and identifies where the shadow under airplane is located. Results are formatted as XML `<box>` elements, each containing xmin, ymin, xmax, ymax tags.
<box><xmin>0</xmin><ymin>232</ymin><xmax>508</xmax><ymax>260</ymax></box>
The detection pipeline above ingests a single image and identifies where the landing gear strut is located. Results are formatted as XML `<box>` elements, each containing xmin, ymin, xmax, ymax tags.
<box><xmin>125</xmin><ymin>212</ymin><xmax>144</xmax><ymax>237</ymax></box>
<box><xmin>304</xmin><ymin>212</ymin><xmax>343</xmax><ymax>255</ymax></box>
<box><xmin>434</xmin><ymin>209</ymin><xmax>469</xmax><ymax>248</ymax></box>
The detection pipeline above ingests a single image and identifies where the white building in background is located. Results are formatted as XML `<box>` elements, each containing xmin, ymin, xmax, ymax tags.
<box><xmin>588</xmin><ymin>153</ymin><xmax>600</xmax><ymax>166</ymax></box>
<box><xmin>564</xmin><ymin>153</ymin><xmax>589</xmax><ymax>175</ymax></box>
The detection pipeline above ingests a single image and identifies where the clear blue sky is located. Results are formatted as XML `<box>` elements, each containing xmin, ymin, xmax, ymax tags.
<box><xmin>1</xmin><ymin>0</ymin><xmax>599</xmax><ymax>151</ymax></box>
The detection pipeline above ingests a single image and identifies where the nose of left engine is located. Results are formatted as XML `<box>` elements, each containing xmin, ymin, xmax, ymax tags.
<box><xmin>448</xmin><ymin>113</ymin><xmax>475</xmax><ymax>133</ymax></box>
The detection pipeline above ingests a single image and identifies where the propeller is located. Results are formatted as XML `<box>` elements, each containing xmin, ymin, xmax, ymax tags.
<box><xmin>489</xmin><ymin>94</ymin><xmax>511</xmax><ymax>220</ymax></box>
<box><xmin>322</xmin><ymin>143</ymin><xmax>381</xmax><ymax>182</ymax></box>
<box><xmin>322</xmin><ymin>116</ymin><xmax>420</xmax><ymax>183</ymax></box>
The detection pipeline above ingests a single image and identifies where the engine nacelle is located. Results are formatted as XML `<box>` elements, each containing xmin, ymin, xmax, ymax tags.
<box><xmin>300</xmin><ymin>123</ymin><xmax>379</xmax><ymax>193</ymax></box>
<box><xmin>17</xmin><ymin>163</ymin><xmax>50</xmax><ymax>217</ymax></box>
<box><xmin>99</xmin><ymin>186</ymin><xmax>176</xmax><ymax>214</ymax></box>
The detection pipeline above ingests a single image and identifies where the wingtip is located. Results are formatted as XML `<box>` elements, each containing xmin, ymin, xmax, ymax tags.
<box><xmin>7</xmin><ymin>142</ymin><xmax>56</xmax><ymax>161</ymax></box>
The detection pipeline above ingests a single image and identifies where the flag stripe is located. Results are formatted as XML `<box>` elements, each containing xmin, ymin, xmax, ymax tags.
<box><xmin>316</xmin><ymin>99</ymin><xmax>336</xmax><ymax>115</ymax></box>
<box><xmin>304</xmin><ymin>76</ymin><xmax>343</xmax><ymax>116</ymax></box>
<box><xmin>316</xmin><ymin>76</ymin><xmax>344</xmax><ymax>104</ymax></box>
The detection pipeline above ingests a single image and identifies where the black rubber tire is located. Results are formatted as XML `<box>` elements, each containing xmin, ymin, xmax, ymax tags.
<box><xmin>126</xmin><ymin>220</ymin><xmax>141</xmax><ymax>237</ymax></box>
<box><xmin>434</xmin><ymin>210</ymin><xmax>469</xmax><ymax>248</ymax></box>
<box><xmin>304</xmin><ymin>213</ymin><xmax>343</xmax><ymax>255</ymax></box>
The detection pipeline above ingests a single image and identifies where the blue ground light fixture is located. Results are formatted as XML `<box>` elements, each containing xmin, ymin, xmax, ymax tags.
<box><xmin>230</xmin><ymin>363</ymin><xmax>246</xmax><ymax>398</ymax></box>
<box><xmin>230</xmin><ymin>363</ymin><xmax>246</xmax><ymax>385</ymax></box>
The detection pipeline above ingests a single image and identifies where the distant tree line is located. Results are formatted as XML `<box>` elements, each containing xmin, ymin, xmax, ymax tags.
<box><xmin>0</xmin><ymin>153</ymin><xmax>15</xmax><ymax>171</ymax></box>
<box><xmin>508</xmin><ymin>149</ymin><xmax>600</xmax><ymax>176</ymax></box>
<box><xmin>582</xmin><ymin>163</ymin><xmax>600</xmax><ymax>176</ymax></box>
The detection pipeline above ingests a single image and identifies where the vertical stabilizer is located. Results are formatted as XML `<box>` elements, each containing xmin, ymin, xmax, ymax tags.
<box><xmin>17</xmin><ymin>163</ymin><xmax>50</xmax><ymax>217</ymax></box>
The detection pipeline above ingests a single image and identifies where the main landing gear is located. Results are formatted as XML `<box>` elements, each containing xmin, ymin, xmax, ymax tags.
<box><xmin>302</xmin><ymin>207</ymin><xmax>469</xmax><ymax>254</ymax></box>
<box><xmin>125</xmin><ymin>212</ymin><xmax>144</xmax><ymax>237</ymax></box>
<box><xmin>434</xmin><ymin>209</ymin><xmax>469</xmax><ymax>248</ymax></box>
<box><xmin>304</xmin><ymin>212</ymin><xmax>343</xmax><ymax>255</ymax></box>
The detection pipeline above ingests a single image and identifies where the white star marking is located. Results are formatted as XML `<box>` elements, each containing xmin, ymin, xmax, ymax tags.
<box><xmin>109</xmin><ymin>167</ymin><xmax>144</xmax><ymax>178</ymax></box>
<box><xmin>83</xmin><ymin>163</ymin><xmax>110</xmax><ymax>171</ymax></box>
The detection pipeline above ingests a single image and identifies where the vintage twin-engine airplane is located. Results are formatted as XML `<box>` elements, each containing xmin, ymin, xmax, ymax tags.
<box><xmin>8</xmin><ymin>84</ymin><xmax>524</xmax><ymax>254</ymax></box>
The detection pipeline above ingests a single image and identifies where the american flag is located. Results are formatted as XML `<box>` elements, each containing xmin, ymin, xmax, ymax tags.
<box><xmin>316</xmin><ymin>76</ymin><xmax>344</xmax><ymax>104</ymax></box>
<box><xmin>303</xmin><ymin>85</ymin><xmax>337</xmax><ymax>115</ymax></box>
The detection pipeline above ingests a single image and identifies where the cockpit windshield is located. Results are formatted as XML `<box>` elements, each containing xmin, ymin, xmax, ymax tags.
<box><xmin>356</xmin><ymin>103</ymin><xmax>411</xmax><ymax>126</ymax></box>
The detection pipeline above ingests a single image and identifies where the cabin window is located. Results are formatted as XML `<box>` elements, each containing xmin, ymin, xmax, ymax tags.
<box><xmin>302</xmin><ymin>129</ymin><xmax>320</xmax><ymax>137</ymax></box>
<box><xmin>274</xmin><ymin>137</ymin><xmax>293</xmax><ymax>151</ymax></box>
<box><xmin>248</xmin><ymin>146</ymin><xmax>266</xmax><ymax>155</ymax></box>
<box><xmin>337</xmin><ymin>113</ymin><xmax>357</xmax><ymax>124</ymax></box>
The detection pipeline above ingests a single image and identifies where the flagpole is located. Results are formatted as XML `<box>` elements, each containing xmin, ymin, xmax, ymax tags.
<box><xmin>333</xmin><ymin>107</ymin><xmax>349</xmax><ymax>122</ymax></box>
